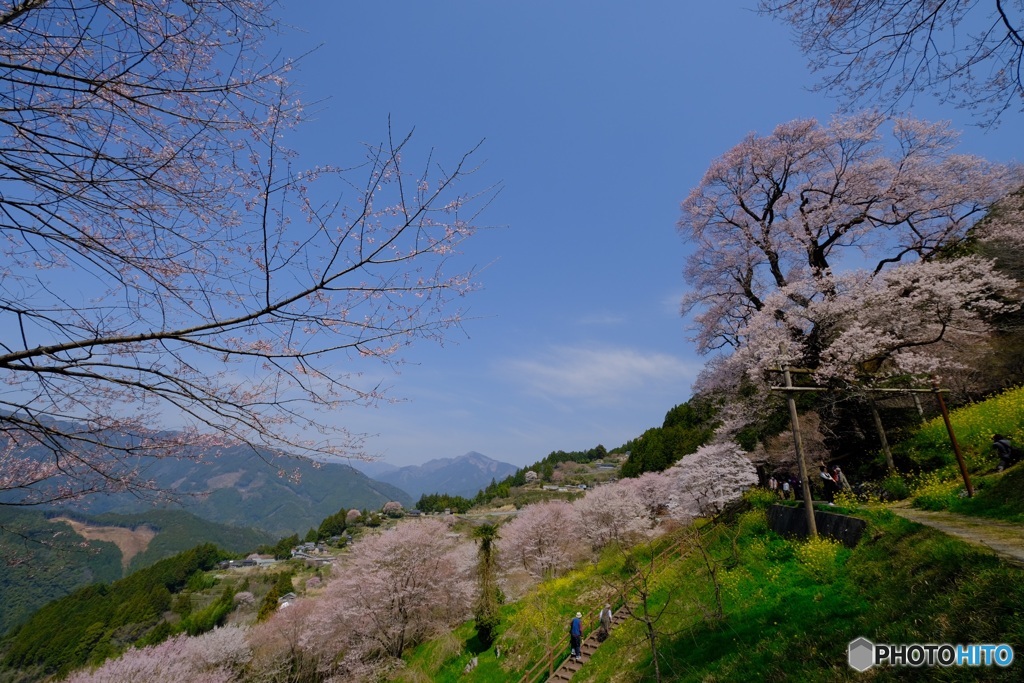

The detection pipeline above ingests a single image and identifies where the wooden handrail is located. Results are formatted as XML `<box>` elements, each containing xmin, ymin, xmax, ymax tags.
<box><xmin>512</xmin><ymin>524</ymin><xmax>729</xmax><ymax>683</ymax></box>
<box><xmin>515</xmin><ymin>610</ymin><xmax>600</xmax><ymax>683</ymax></box>
<box><xmin>514</xmin><ymin>530</ymin><xmax>701</xmax><ymax>683</ymax></box>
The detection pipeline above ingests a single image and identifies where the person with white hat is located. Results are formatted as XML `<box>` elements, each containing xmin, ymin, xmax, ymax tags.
<box><xmin>569</xmin><ymin>611</ymin><xmax>583</xmax><ymax>661</ymax></box>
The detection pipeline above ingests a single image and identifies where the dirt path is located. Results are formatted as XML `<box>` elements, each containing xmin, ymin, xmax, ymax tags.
<box><xmin>888</xmin><ymin>506</ymin><xmax>1024</xmax><ymax>567</ymax></box>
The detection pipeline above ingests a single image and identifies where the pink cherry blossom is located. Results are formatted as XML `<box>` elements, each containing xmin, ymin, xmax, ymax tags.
<box><xmin>680</xmin><ymin>113</ymin><xmax>1022</xmax><ymax>396</ymax></box>
<box><xmin>497</xmin><ymin>500</ymin><xmax>585</xmax><ymax>579</ymax></box>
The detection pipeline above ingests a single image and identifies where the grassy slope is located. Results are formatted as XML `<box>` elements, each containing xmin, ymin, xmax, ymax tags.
<box><xmin>895</xmin><ymin>385</ymin><xmax>1024</xmax><ymax>521</ymax></box>
<box><xmin>11</xmin><ymin>388</ymin><xmax>1018</xmax><ymax>681</ymax></box>
<box><xmin>896</xmin><ymin>386</ymin><xmax>1024</xmax><ymax>477</ymax></box>
<box><xmin>400</xmin><ymin>497</ymin><xmax>1024</xmax><ymax>682</ymax></box>
<box><xmin>398</xmin><ymin>385</ymin><xmax>1024</xmax><ymax>683</ymax></box>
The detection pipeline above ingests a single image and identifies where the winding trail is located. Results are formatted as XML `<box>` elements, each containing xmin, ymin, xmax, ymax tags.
<box><xmin>888</xmin><ymin>506</ymin><xmax>1024</xmax><ymax>567</ymax></box>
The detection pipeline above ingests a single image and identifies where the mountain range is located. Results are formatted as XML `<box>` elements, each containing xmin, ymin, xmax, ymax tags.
<box><xmin>53</xmin><ymin>444</ymin><xmax>414</xmax><ymax>537</ymax></box>
<box><xmin>41</xmin><ymin>446</ymin><xmax>519</xmax><ymax>535</ymax></box>
<box><xmin>369</xmin><ymin>451</ymin><xmax>520</xmax><ymax>500</ymax></box>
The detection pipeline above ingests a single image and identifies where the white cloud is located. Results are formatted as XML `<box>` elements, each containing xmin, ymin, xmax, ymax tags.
<box><xmin>500</xmin><ymin>345</ymin><xmax>699</xmax><ymax>403</ymax></box>
<box><xmin>575</xmin><ymin>312</ymin><xmax>627</xmax><ymax>326</ymax></box>
<box><xmin>662</xmin><ymin>291</ymin><xmax>688</xmax><ymax>317</ymax></box>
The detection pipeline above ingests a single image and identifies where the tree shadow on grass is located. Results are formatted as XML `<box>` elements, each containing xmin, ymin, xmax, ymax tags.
<box><xmin>464</xmin><ymin>631</ymin><xmax>491</xmax><ymax>655</ymax></box>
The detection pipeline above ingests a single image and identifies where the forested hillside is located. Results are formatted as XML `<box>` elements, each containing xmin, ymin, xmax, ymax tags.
<box><xmin>0</xmin><ymin>508</ymin><xmax>121</xmax><ymax>638</ymax></box>
<box><xmin>2</xmin><ymin>544</ymin><xmax>228</xmax><ymax>680</ymax></box>
<box><xmin>38</xmin><ymin>444</ymin><xmax>413</xmax><ymax>537</ymax></box>
<box><xmin>0</xmin><ymin>509</ymin><xmax>274</xmax><ymax>636</ymax></box>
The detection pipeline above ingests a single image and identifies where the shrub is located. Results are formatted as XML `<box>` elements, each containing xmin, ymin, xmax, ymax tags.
<box><xmin>742</xmin><ymin>487</ymin><xmax>778</xmax><ymax>510</ymax></box>
<box><xmin>736</xmin><ymin>509</ymin><xmax>769</xmax><ymax>537</ymax></box>
<box><xmin>794</xmin><ymin>537</ymin><xmax>843</xmax><ymax>583</ymax></box>
<box><xmin>832</xmin><ymin>490</ymin><xmax>861</xmax><ymax>510</ymax></box>
<box><xmin>911</xmin><ymin>471</ymin><xmax>965</xmax><ymax>511</ymax></box>
<box><xmin>879</xmin><ymin>474</ymin><xmax>911</xmax><ymax>501</ymax></box>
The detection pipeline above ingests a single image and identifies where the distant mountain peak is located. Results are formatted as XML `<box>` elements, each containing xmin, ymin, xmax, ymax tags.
<box><xmin>373</xmin><ymin>451</ymin><xmax>517</xmax><ymax>500</ymax></box>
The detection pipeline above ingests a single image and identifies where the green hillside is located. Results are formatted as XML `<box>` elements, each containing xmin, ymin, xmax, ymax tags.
<box><xmin>400</xmin><ymin>492</ymin><xmax>1024</xmax><ymax>682</ymax></box>
<box><xmin>397</xmin><ymin>387</ymin><xmax>1024</xmax><ymax>681</ymax></box>
<box><xmin>1</xmin><ymin>544</ymin><xmax>229</xmax><ymax>680</ymax></box>
<box><xmin>64</xmin><ymin>445</ymin><xmax>413</xmax><ymax>536</ymax></box>
<box><xmin>0</xmin><ymin>508</ymin><xmax>122</xmax><ymax>638</ymax></box>
<box><xmin>92</xmin><ymin>509</ymin><xmax>277</xmax><ymax>574</ymax></box>
<box><xmin>0</xmin><ymin>508</ymin><xmax>274</xmax><ymax>636</ymax></box>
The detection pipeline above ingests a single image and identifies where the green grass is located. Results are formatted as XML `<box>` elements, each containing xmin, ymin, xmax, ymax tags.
<box><xmin>398</xmin><ymin>495</ymin><xmax>1024</xmax><ymax>682</ymax></box>
<box><xmin>940</xmin><ymin>465</ymin><xmax>1024</xmax><ymax>522</ymax></box>
<box><xmin>573</xmin><ymin>503</ymin><xmax>1023</xmax><ymax>682</ymax></box>
<box><xmin>896</xmin><ymin>385</ymin><xmax>1024</xmax><ymax>477</ymax></box>
<box><xmin>398</xmin><ymin>389</ymin><xmax>1024</xmax><ymax>681</ymax></box>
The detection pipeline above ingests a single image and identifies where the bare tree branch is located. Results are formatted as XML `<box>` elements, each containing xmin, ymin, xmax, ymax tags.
<box><xmin>0</xmin><ymin>1</ymin><xmax>496</xmax><ymax>506</ymax></box>
<box><xmin>761</xmin><ymin>0</ymin><xmax>1024</xmax><ymax>126</ymax></box>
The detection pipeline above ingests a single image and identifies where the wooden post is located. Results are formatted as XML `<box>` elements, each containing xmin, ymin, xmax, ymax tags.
<box><xmin>869</xmin><ymin>398</ymin><xmax>896</xmax><ymax>473</ymax></box>
<box><xmin>784</xmin><ymin>367</ymin><xmax>818</xmax><ymax>538</ymax></box>
<box><xmin>913</xmin><ymin>392</ymin><xmax>925</xmax><ymax>420</ymax></box>
<box><xmin>931</xmin><ymin>378</ymin><xmax>973</xmax><ymax>498</ymax></box>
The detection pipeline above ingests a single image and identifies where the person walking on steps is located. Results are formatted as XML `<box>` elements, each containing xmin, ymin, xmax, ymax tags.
<box><xmin>599</xmin><ymin>604</ymin><xmax>613</xmax><ymax>642</ymax></box>
<box><xmin>569</xmin><ymin>612</ymin><xmax>583</xmax><ymax>661</ymax></box>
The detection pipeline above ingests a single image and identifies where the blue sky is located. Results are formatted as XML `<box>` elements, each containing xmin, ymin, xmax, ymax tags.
<box><xmin>268</xmin><ymin>2</ymin><xmax>1022</xmax><ymax>468</ymax></box>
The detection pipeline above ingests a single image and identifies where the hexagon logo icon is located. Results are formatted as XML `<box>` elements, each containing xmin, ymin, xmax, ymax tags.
<box><xmin>848</xmin><ymin>637</ymin><xmax>875</xmax><ymax>672</ymax></box>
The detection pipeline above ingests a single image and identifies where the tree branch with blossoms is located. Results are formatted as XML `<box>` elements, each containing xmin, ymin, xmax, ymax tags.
<box><xmin>0</xmin><ymin>0</ymin><xmax>498</xmax><ymax>506</ymax></box>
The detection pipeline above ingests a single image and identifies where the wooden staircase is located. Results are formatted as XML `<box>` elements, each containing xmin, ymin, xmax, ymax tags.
<box><xmin>544</xmin><ymin>609</ymin><xmax>629</xmax><ymax>682</ymax></box>
<box><xmin>518</xmin><ymin>532</ymin><xmax>702</xmax><ymax>683</ymax></box>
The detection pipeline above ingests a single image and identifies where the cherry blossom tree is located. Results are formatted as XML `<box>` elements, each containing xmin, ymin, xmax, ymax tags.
<box><xmin>663</xmin><ymin>442</ymin><xmax>759</xmax><ymax>518</ymax></box>
<box><xmin>760</xmin><ymin>1</ymin><xmax>1024</xmax><ymax>126</ymax></box>
<box><xmin>573</xmin><ymin>480</ymin><xmax>651</xmax><ymax>549</ymax></box>
<box><xmin>977</xmin><ymin>187</ymin><xmax>1024</xmax><ymax>255</ymax></box>
<box><xmin>613</xmin><ymin>471</ymin><xmax>676</xmax><ymax>520</ymax></box>
<box><xmin>245</xmin><ymin>597</ymin><xmax>329</xmax><ymax>683</ymax></box>
<box><xmin>63</xmin><ymin>627</ymin><xmax>249</xmax><ymax>683</ymax></box>
<box><xmin>0</xmin><ymin>1</ymin><xmax>493</xmax><ymax>507</ymax></box>
<box><xmin>722</xmin><ymin>257</ymin><xmax>1018</xmax><ymax>384</ymax></box>
<box><xmin>305</xmin><ymin>518</ymin><xmax>473</xmax><ymax>663</ymax></box>
<box><xmin>497</xmin><ymin>500</ymin><xmax>584</xmax><ymax>578</ymax></box>
<box><xmin>681</xmin><ymin>113</ymin><xmax>1018</xmax><ymax>354</ymax></box>
<box><xmin>680</xmin><ymin>114</ymin><xmax>1021</xmax><ymax>390</ymax></box>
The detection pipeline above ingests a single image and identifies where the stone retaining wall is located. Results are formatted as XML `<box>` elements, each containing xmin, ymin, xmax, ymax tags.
<box><xmin>767</xmin><ymin>504</ymin><xmax>866</xmax><ymax>547</ymax></box>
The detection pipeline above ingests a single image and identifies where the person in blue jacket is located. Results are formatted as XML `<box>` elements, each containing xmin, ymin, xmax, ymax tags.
<box><xmin>569</xmin><ymin>611</ymin><xmax>583</xmax><ymax>661</ymax></box>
